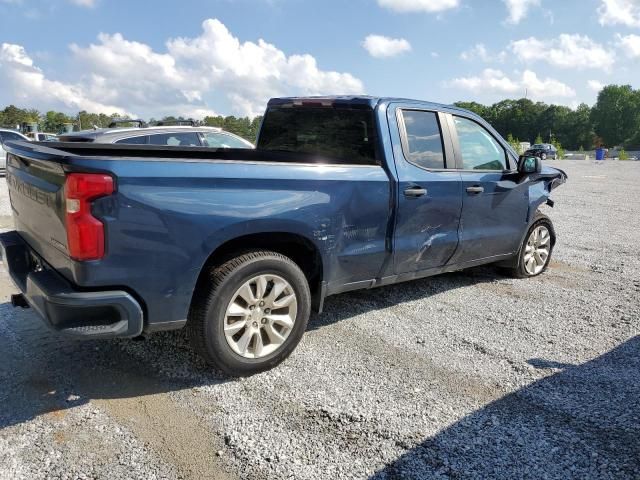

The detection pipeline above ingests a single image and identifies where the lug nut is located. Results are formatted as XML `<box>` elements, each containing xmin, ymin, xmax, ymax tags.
<box><xmin>259</xmin><ymin>301</ymin><xmax>265</xmax><ymax>307</ymax></box>
<box><xmin>261</xmin><ymin>318</ymin><xmax>267</xmax><ymax>324</ymax></box>
<box><xmin>249</xmin><ymin>305</ymin><xmax>255</xmax><ymax>310</ymax></box>
<box><xmin>252</xmin><ymin>321</ymin><xmax>258</xmax><ymax>328</ymax></box>
<box><xmin>264</xmin><ymin>308</ymin><xmax>271</xmax><ymax>314</ymax></box>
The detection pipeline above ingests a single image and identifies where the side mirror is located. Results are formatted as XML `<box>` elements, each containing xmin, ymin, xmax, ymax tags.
<box><xmin>518</xmin><ymin>155</ymin><xmax>542</xmax><ymax>174</ymax></box>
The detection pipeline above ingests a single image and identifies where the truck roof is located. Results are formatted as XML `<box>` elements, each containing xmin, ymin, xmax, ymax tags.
<box><xmin>267</xmin><ymin>96</ymin><xmax>478</xmax><ymax>118</ymax></box>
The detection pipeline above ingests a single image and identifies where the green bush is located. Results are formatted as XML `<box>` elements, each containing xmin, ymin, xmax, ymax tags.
<box><xmin>551</xmin><ymin>139</ymin><xmax>565</xmax><ymax>159</ymax></box>
<box><xmin>506</xmin><ymin>133</ymin><xmax>522</xmax><ymax>154</ymax></box>
<box><xmin>619</xmin><ymin>148</ymin><xmax>629</xmax><ymax>160</ymax></box>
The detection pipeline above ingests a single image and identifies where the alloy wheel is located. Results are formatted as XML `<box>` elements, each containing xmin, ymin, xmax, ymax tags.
<box><xmin>223</xmin><ymin>274</ymin><xmax>298</xmax><ymax>359</ymax></box>
<box><xmin>524</xmin><ymin>225</ymin><xmax>551</xmax><ymax>275</ymax></box>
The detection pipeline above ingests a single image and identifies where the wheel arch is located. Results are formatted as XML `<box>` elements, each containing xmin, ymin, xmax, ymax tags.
<box><xmin>191</xmin><ymin>231</ymin><xmax>325</xmax><ymax>313</ymax></box>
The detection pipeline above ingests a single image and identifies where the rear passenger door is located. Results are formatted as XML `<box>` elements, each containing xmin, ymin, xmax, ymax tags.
<box><xmin>388</xmin><ymin>105</ymin><xmax>463</xmax><ymax>274</ymax></box>
<box><xmin>447</xmin><ymin>114</ymin><xmax>528</xmax><ymax>264</ymax></box>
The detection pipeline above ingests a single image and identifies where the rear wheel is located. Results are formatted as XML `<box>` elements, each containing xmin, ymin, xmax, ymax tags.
<box><xmin>505</xmin><ymin>214</ymin><xmax>555</xmax><ymax>278</ymax></box>
<box><xmin>187</xmin><ymin>251</ymin><xmax>311</xmax><ymax>376</ymax></box>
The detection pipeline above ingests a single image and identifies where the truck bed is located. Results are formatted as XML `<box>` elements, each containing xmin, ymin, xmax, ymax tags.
<box><xmin>3</xmin><ymin>140</ymin><xmax>392</xmax><ymax>331</ymax></box>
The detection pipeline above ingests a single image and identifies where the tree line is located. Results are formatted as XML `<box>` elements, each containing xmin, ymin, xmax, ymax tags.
<box><xmin>455</xmin><ymin>85</ymin><xmax>640</xmax><ymax>151</ymax></box>
<box><xmin>1</xmin><ymin>84</ymin><xmax>638</xmax><ymax>148</ymax></box>
<box><xmin>0</xmin><ymin>106</ymin><xmax>264</xmax><ymax>143</ymax></box>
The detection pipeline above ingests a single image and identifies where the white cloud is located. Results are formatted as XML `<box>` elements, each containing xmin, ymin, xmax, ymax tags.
<box><xmin>587</xmin><ymin>80</ymin><xmax>605</xmax><ymax>91</ymax></box>
<box><xmin>597</xmin><ymin>0</ymin><xmax>640</xmax><ymax>28</ymax></box>
<box><xmin>362</xmin><ymin>34</ymin><xmax>411</xmax><ymax>58</ymax></box>
<box><xmin>377</xmin><ymin>0</ymin><xmax>459</xmax><ymax>13</ymax></box>
<box><xmin>503</xmin><ymin>0</ymin><xmax>540</xmax><ymax>24</ymax></box>
<box><xmin>448</xmin><ymin>68</ymin><xmax>576</xmax><ymax>100</ymax></box>
<box><xmin>460</xmin><ymin>43</ymin><xmax>506</xmax><ymax>62</ymax></box>
<box><xmin>1</xmin><ymin>0</ymin><xmax>97</xmax><ymax>6</ymax></box>
<box><xmin>510</xmin><ymin>34</ymin><xmax>614</xmax><ymax>69</ymax></box>
<box><xmin>0</xmin><ymin>19</ymin><xmax>364</xmax><ymax>118</ymax></box>
<box><xmin>68</xmin><ymin>0</ymin><xmax>96</xmax><ymax>7</ymax></box>
<box><xmin>0</xmin><ymin>43</ymin><xmax>130</xmax><ymax>115</ymax></box>
<box><xmin>616</xmin><ymin>33</ymin><xmax>640</xmax><ymax>58</ymax></box>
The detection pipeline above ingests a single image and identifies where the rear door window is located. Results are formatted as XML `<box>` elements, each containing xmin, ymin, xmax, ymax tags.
<box><xmin>149</xmin><ymin>132</ymin><xmax>202</xmax><ymax>147</ymax></box>
<box><xmin>116</xmin><ymin>135</ymin><xmax>148</xmax><ymax>145</ymax></box>
<box><xmin>400</xmin><ymin>110</ymin><xmax>446</xmax><ymax>169</ymax></box>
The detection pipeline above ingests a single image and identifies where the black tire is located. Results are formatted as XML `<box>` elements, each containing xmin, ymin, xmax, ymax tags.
<box><xmin>504</xmin><ymin>213</ymin><xmax>555</xmax><ymax>279</ymax></box>
<box><xmin>187</xmin><ymin>251</ymin><xmax>311</xmax><ymax>376</ymax></box>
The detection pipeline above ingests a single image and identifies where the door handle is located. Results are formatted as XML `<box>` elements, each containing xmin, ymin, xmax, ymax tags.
<box><xmin>404</xmin><ymin>186</ymin><xmax>428</xmax><ymax>198</ymax></box>
<box><xmin>466</xmin><ymin>186</ymin><xmax>484</xmax><ymax>194</ymax></box>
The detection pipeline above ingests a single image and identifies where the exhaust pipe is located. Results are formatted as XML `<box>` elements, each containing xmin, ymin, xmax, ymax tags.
<box><xmin>11</xmin><ymin>294</ymin><xmax>30</xmax><ymax>309</ymax></box>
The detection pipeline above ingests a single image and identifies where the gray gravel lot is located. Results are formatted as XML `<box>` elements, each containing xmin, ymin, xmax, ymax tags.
<box><xmin>0</xmin><ymin>160</ymin><xmax>638</xmax><ymax>479</ymax></box>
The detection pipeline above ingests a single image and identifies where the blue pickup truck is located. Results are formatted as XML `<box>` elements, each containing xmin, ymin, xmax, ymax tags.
<box><xmin>1</xmin><ymin>96</ymin><xmax>566</xmax><ymax>375</ymax></box>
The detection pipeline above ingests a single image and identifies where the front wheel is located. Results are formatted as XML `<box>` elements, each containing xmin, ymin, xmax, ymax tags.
<box><xmin>505</xmin><ymin>214</ymin><xmax>555</xmax><ymax>278</ymax></box>
<box><xmin>187</xmin><ymin>251</ymin><xmax>311</xmax><ymax>376</ymax></box>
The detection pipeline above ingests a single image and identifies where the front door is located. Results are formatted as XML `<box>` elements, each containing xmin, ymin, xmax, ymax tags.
<box><xmin>447</xmin><ymin>115</ymin><xmax>529</xmax><ymax>264</ymax></box>
<box><xmin>389</xmin><ymin>107</ymin><xmax>463</xmax><ymax>274</ymax></box>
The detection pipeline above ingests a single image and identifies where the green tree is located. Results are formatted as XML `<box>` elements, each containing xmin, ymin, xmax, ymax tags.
<box><xmin>591</xmin><ymin>85</ymin><xmax>640</xmax><ymax>147</ymax></box>
<box><xmin>565</xmin><ymin>103</ymin><xmax>594</xmax><ymax>150</ymax></box>
<box><xmin>0</xmin><ymin>105</ymin><xmax>37</xmax><ymax>128</ymax></box>
<box><xmin>42</xmin><ymin>110</ymin><xmax>75</xmax><ymax>132</ymax></box>
<box><xmin>453</xmin><ymin>101</ymin><xmax>490</xmax><ymax>119</ymax></box>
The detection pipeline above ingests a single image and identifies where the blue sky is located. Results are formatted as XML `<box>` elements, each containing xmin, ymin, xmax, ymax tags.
<box><xmin>0</xmin><ymin>0</ymin><xmax>639</xmax><ymax>118</ymax></box>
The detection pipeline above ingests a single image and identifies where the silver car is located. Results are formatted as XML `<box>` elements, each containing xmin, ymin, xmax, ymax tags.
<box><xmin>58</xmin><ymin>124</ymin><xmax>254</xmax><ymax>149</ymax></box>
<box><xmin>0</xmin><ymin>129</ymin><xmax>31</xmax><ymax>172</ymax></box>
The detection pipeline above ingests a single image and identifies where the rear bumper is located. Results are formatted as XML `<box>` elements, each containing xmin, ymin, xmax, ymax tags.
<box><xmin>0</xmin><ymin>230</ymin><xmax>143</xmax><ymax>338</ymax></box>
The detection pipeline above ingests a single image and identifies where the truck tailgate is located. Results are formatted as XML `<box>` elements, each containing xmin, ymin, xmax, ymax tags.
<box><xmin>5</xmin><ymin>143</ymin><xmax>69</xmax><ymax>265</ymax></box>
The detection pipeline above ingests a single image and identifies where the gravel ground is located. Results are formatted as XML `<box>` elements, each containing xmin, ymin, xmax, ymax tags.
<box><xmin>0</xmin><ymin>160</ymin><xmax>638</xmax><ymax>479</ymax></box>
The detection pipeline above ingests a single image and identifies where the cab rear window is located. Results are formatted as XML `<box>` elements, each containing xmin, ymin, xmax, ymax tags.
<box><xmin>257</xmin><ymin>106</ymin><xmax>378</xmax><ymax>165</ymax></box>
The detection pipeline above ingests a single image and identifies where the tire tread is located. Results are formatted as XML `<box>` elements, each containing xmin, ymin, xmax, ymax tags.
<box><xmin>186</xmin><ymin>250</ymin><xmax>308</xmax><ymax>374</ymax></box>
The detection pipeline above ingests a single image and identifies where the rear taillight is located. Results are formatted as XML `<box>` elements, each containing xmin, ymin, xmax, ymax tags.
<box><xmin>65</xmin><ymin>173</ymin><xmax>114</xmax><ymax>261</ymax></box>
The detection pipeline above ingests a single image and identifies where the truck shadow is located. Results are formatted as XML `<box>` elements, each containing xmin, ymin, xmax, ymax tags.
<box><xmin>0</xmin><ymin>266</ymin><xmax>505</xmax><ymax>431</ymax></box>
<box><xmin>369</xmin><ymin>335</ymin><xmax>640</xmax><ymax>479</ymax></box>
<box><xmin>308</xmin><ymin>266</ymin><xmax>512</xmax><ymax>332</ymax></box>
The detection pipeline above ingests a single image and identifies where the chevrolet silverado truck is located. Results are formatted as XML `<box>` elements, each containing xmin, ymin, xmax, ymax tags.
<box><xmin>1</xmin><ymin>96</ymin><xmax>566</xmax><ymax>376</ymax></box>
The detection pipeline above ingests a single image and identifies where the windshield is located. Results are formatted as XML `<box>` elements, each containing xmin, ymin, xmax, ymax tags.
<box><xmin>257</xmin><ymin>106</ymin><xmax>378</xmax><ymax>165</ymax></box>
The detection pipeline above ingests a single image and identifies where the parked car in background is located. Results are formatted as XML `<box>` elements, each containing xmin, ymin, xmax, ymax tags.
<box><xmin>1</xmin><ymin>96</ymin><xmax>567</xmax><ymax>375</ymax></box>
<box><xmin>0</xmin><ymin>128</ymin><xmax>30</xmax><ymax>172</ymax></box>
<box><xmin>58</xmin><ymin>125</ymin><xmax>254</xmax><ymax>148</ymax></box>
<box><xmin>524</xmin><ymin>143</ymin><xmax>559</xmax><ymax>160</ymax></box>
<box><xmin>26</xmin><ymin>132</ymin><xmax>58</xmax><ymax>142</ymax></box>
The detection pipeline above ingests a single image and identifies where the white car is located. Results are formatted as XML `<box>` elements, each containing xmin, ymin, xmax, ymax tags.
<box><xmin>0</xmin><ymin>129</ymin><xmax>30</xmax><ymax>172</ymax></box>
